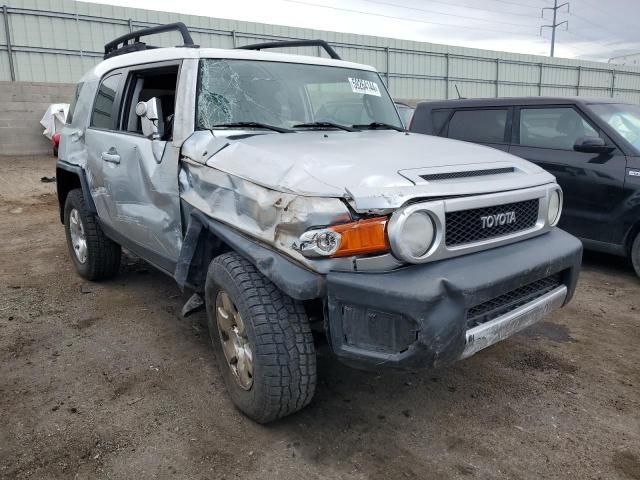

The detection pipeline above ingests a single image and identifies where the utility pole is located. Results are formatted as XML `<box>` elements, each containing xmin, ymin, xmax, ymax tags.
<box><xmin>541</xmin><ymin>0</ymin><xmax>569</xmax><ymax>57</ymax></box>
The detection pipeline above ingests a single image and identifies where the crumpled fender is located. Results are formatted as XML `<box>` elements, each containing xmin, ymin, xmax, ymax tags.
<box><xmin>174</xmin><ymin>210</ymin><xmax>326</xmax><ymax>300</ymax></box>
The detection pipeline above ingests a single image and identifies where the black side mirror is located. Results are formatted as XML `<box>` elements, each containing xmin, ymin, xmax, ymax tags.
<box><xmin>573</xmin><ymin>136</ymin><xmax>615</xmax><ymax>154</ymax></box>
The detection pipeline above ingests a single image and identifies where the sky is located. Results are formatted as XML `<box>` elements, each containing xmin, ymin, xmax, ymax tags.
<box><xmin>86</xmin><ymin>0</ymin><xmax>640</xmax><ymax>62</ymax></box>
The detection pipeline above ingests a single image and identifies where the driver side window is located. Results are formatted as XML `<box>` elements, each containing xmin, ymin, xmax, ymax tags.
<box><xmin>519</xmin><ymin>107</ymin><xmax>599</xmax><ymax>150</ymax></box>
<box><xmin>119</xmin><ymin>65</ymin><xmax>179</xmax><ymax>141</ymax></box>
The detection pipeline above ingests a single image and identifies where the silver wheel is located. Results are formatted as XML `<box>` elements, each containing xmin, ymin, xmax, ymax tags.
<box><xmin>69</xmin><ymin>208</ymin><xmax>88</xmax><ymax>264</ymax></box>
<box><xmin>215</xmin><ymin>290</ymin><xmax>254</xmax><ymax>390</ymax></box>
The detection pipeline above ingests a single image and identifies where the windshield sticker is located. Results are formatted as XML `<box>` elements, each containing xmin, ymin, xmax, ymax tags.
<box><xmin>348</xmin><ymin>77</ymin><xmax>381</xmax><ymax>97</ymax></box>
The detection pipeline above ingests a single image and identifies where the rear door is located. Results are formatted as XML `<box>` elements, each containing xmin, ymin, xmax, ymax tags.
<box><xmin>509</xmin><ymin>105</ymin><xmax>627</xmax><ymax>244</ymax></box>
<box><xmin>442</xmin><ymin>107</ymin><xmax>513</xmax><ymax>152</ymax></box>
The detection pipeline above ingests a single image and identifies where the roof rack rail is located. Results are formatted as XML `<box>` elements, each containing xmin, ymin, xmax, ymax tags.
<box><xmin>236</xmin><ymin>39</ymin><xmax>342</xmax><ymax>60</ymax></box>
<box><xmin>104</xmin><ymin>22</ymin><xmax>199</xmax><ymax>59</ymax></box>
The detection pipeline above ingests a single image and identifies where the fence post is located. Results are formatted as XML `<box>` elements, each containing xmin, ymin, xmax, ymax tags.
<box><xmin>538</xmin><ymin>63</ymin><xmax>543</xmax><ymax>96</ymax></box>
<box><xmin>2</xmin><ymin>5</ymin><xmax>16</xmax><ymax>81</ymax></box>
<box><xmin>385</xmin><ymin>46</ymin><xmax>390</xmax><ymax>88</ymax></box>
<box><xmin>128</xmin><ymin>18</ymin><xmax>133</xmax><ymax>33</ymax></box>
<box><xmin>495</xmin><ymin>58</ymin><xmax>499</xmax><ymax>97</ymax></box>
<box><xmin>576</xmin><ymin>66</ymin><xmax>581</xmax><ymax>96</ymax></box>
<box><xmin>231</xmin><ymin>30</ymin><xmax>237</xmax><ymax>48</ymax></box>
<box><xmin>610</xmin><ymin>70</ymin><xmax>616</xmax><ymax>97</ymax></box>
<box><xmin>445</xmin><ymin>53</ymin><xmax>449</xmax><ymax>99</ymax></box>
<box><xmin>76</xmin><ymin>13</ymin><xmax>83</xmax><ymax>59</ymax></box>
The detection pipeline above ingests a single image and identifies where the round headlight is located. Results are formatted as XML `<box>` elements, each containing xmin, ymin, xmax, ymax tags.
<box><xmin>548</xmin><ymin>190</ymin><xmax>562</xmax><ymax>226</ymax></box>
<box><xmin>398</xmin><ymin>211</ymin><xmax>435</xmax><ymax>258</ymax></box>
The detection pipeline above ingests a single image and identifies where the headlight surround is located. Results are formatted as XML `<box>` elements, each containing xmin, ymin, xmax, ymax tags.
<box><xmin>388</xmin><ymin>208</ymin><xmax>438</xmax><ymax>262</ymax></box>
<box><xmin>547</xmin><ymin>189</ymin><xmax>563</xmax><ymax>226</ymax></box>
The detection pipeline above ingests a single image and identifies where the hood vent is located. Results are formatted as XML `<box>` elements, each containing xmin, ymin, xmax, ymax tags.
<box><xmin>420</xmin><ymin>167</ymin><xmax>514</xmax><ymax>182</ymax></box>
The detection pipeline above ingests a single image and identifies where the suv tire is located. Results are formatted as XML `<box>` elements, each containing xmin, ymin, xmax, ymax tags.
<box><xmin>631</xmin><ymin>232</ymin><xmax>640</xmax><ymax>278</ymax></box>
<box><xmin>64</xmin><ymin>189</ymin><xmax>121</xmax><ymax>280</ymax></box>
<box><xmin>204</xmin><ymin>252</ymin><xmax>317</xmax><ymax>423</ymax></box>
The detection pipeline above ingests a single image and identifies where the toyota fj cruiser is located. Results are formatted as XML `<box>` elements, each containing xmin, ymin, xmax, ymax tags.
<box><xmin>57</xmin><ymin>23</ymin><xmax>582</xmax><ymax>423</ymax></box>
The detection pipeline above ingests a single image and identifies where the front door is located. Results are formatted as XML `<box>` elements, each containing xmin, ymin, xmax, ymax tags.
<box><xmin>84</xmin><ymin>63</ymin><xmax>183</xmax><ymax>272</ymax></box>
<box><xmin>509</xmin><ymin>105</ymin><xmax>627</xmax><ymax>244</ymax></box>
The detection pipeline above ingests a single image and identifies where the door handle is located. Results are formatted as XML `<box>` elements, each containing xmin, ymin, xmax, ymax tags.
<box><xmin>101</xmin><ymin>151</ymin><xmax>121</xmax><ymax>164</ymax></box>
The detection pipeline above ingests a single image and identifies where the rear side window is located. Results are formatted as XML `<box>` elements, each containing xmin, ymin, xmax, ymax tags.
<box><xmin>66</xmin><ymin>82</ymin><xmax>84</xmax><ymax>125</ymax></box>
<box><xmin>91</xmin><ymin>73</ymin><xmax>121</xmax><ymax>129</ymax></box>
<box><xmin>447</xmin><ymin>109</ymin><xmax>508</xmax><ymax>143</ymax></box>
<box><xmin>431</xmin><ymin>109</ymin><xmax>451</xmax><ymax>136</ymax></box>
<box><xmin>519</xmin><ymin>107</ymin><xmax>599</xmax><ymax>150</ymax></box>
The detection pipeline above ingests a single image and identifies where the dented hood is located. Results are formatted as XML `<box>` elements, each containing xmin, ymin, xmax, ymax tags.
<box><xmin>182</xmin><ymin>130</ymin><xmax>555</xmax><ymax>210</ymax></box>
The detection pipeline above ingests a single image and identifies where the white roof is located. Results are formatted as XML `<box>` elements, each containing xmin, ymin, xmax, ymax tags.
<box><xmin>85</xmin><ymin>46</ymin><xmax>377</xmax><ymax>81</ymax></box>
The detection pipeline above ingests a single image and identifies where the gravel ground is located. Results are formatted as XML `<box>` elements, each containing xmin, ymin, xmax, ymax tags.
<box><xmin>1</xmin><ymin>156</ymin><xmax>639</xmax><ymax>480</ymax></box>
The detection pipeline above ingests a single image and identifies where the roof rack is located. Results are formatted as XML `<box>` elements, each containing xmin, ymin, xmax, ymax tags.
<box><xmin>237</xmin><ymin>39</ymin><xmax>342</xmax><ymax>60</ymax></box>
<box><xmin>104</xmin><ymin>22</ymin><xmax>199</xmax><ymax>59</ymax></box>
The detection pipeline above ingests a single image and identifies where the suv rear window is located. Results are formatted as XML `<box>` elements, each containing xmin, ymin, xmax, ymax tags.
<box><xmin>431</xmin><ymin>109</ymin><xmax>451</xmax><ymax>135</ymax></box>
<box><xmin>447</xmin><ymin>109</ymin><xmax>508</xmax><ymax>143</ymax></box>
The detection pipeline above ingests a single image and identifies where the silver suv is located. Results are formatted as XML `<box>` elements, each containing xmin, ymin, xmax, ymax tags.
<box><xmin>57</xmin><ymin>23</ymin><xmax>582</xmax><ymax>423</ymax></box>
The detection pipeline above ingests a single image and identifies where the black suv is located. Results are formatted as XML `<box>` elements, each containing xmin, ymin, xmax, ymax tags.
<box><xmin>410</xmin><ymin>97</ymin><xmax>640</xmax><ymax>277</ymax></box>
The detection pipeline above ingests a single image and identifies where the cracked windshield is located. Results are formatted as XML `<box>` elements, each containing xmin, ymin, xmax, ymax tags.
<box><xmin>196</xmin><ymin>59</ymin><xmax>402</xmax><ymax>131</ymax></box>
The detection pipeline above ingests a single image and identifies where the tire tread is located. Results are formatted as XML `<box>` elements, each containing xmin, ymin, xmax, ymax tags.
<box><xmin>206</xmin><ymin>252</ymin><xmax>316</xmax><ymax>422</ymax></box>
<box><xmin>65</xmin><ymin>189</ymin><xmax>121</xmax><ymax>280</ymax></box>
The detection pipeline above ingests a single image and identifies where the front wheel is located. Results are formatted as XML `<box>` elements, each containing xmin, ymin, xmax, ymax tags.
<box><xmin>631</xmin><ymin>232</ymin><xmax>640</xmax><ymax>279</ymax></box>
<box><xmin>204</xmin><ymin>252</ymin><xmax>317</xmax><ymax>423</ymax></box>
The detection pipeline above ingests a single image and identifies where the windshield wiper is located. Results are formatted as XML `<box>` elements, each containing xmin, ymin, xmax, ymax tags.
<box><xmin>292</xmin><ymin>121</ymin><xmax>356</xmax><ymax>132</ymax></box>
<box><xmin>209</xmin><ymin>122</ymin><xmax>293</xmax><ymax>133</ymax></box>
<box><xmin>352</xmin><ymin>122</ymin><xmax>405</xmax><ymax>132</ymax></box>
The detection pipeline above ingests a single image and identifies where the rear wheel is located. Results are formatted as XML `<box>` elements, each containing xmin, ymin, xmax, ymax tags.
<box><xmin>631</xmin><ymin>232</ymin><xmax>640</xmax><ymax>279</ymax></box>
<box><xmin>204</xmin><ymin>252</ymin><xmax>316</xmax><ymax>423</ymax></box>
<box><xmin>64</xmin><ymin>189</ymin><xmax>121</xmax><ymax>280</ymax></box>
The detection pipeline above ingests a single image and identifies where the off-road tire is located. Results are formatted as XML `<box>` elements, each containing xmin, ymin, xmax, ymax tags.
<box><xmin>631</xmin><ymin>232</ymin><xmax>640</xmax><ymax>279</ymax></box>
<box><xmin>204</xmin><ymin>252</ymin><xmax>317</xmax><ymax>423</ymax></box>
<box><xmin>64</xmin><ymin>189</ymin><xmax>121</xmax><ymax>280</ymax></box>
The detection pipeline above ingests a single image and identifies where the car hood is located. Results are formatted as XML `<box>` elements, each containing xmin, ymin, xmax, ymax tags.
<box><xmin>182</xmin><ymin>130</ymin><xmax>554</xmax><ymax>210</ymax></box>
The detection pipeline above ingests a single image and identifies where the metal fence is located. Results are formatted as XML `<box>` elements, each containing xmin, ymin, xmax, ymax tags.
<box><xmin>2</xmin><ymin>0</ymin><xmax>640</xmax><ymax>102</ymax></box>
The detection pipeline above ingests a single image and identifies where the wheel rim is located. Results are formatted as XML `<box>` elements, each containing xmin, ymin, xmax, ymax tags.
<box><xmin>69</xmin><ymin>208</ymin><xmax>88</xmax><ymax>264</ymax></box>
<box><xmin>215</xmin><ymin>290</ymin><xmax>254</xmax><ymax>390</ymax></box>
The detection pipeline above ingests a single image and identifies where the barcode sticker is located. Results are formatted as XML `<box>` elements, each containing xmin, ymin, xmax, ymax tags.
<box><xmin>348</xmin><ymin>77</ymin><xmax>381</xmax><ymax>97</ymax></box>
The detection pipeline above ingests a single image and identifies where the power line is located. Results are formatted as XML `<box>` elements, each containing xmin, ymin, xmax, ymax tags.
<box><xmin>483</xmin><ymin>0</ymin><xmax>548</xmax><ymax>9</ymax></box>
<box><xmin>366</xmin><ymin>0</ymin><xmax>542</xmax><ymax>22</ymax></box>
<box><xmin>284</xmin><ymin>0</ymin><xmax>543</xmax><ymax>37</ymax></box>
<box><xmin>540</xmin><ymin>0</ymin><xmax>569</xmax><ymax>56</ymax></box>
<box><xmin>576</xmin><ymin>0</ymin><xmax>638</xmax><ymax>32</ymax></box>
<box><xmin>569</xmin><ymin>11</ymin><xmax>623</xmax><ymax>39</ymax></box>
<box><xmin>557</xmin><ymin>29</ymin><xmax>609</xmax><ymax>56</ymax></box>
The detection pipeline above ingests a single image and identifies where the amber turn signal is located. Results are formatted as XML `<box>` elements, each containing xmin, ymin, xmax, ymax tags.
<box><xmin>330</xmin><ymin>217</ymin><xmax>390</xmax><ymax>257</ymax></box>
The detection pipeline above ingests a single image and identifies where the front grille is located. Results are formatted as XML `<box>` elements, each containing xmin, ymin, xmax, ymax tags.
<box><xmin>420</xmin><ymin>167</ymin><xmax>514</xmax><ymax>181</ymax></box>
<box><xmin>445</xmin><ymin>199</ymin><xmax>539</xmax><ymax>247</ymax></box>
<box><xmin>466</xmin><ymin>273</ymin><xmax>563</xmax><ymax>329</ymax></box>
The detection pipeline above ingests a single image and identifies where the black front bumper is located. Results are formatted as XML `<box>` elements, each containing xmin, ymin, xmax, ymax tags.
<box><xmin>325</xmin><ymin>229</ymin><xmax>582</xmax><ymax>370</ymax></box>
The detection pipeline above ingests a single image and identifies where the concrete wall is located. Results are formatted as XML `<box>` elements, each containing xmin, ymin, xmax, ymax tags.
<box><xmin>0</xmin><ymin>81</ymin><xmax>74</xmax><ymax>156</ymax></box>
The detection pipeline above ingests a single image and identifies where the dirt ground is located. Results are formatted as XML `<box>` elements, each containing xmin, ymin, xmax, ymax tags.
<box><xmin>0</xmin><ymin>156</ymin><xmax>639</xmax><ymax>480</ymax></box>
